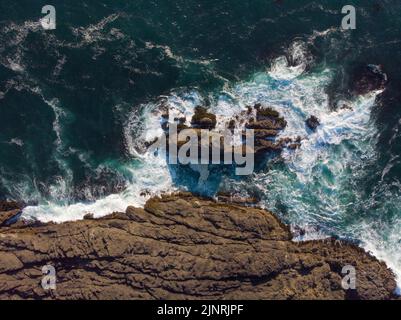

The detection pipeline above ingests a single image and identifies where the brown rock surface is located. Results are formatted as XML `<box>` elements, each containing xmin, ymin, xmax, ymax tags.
<box><xmin>0</xmin><ymin>201</ymin><xmax>22</xmax><ymax>212</ymax></box>
<box><xmin>160</xmin><ymin>103</ymin><xmax>300</xmax><ymax>159</ymax></box>
<box><xmin>0</xmin><ymin>210</ymin><xmax>21</xmax><ymax>227</ymax></box>
<box><xmin>0</xmin><ymin>193</ymin><xmax>396</xmax><ymax>300</ymax></box>
<box><xmin>0</xmin><ymin>201</ymin><xmax>23</xmax><ymax>227</ymax></box>
<box><xmin>191</xmin><ymin>106</ymin><xmax>217</xmax><ymax>129</ymax></box>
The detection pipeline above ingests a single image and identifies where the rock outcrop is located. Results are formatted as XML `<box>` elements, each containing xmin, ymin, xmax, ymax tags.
<box><xmin>306</xmin><ymin>115</ymin><xmax>320</xmax><ymax>131</ymax></box>
<box><xmin>0</xmin><ymin>201</ymin><xmax>22</xmax><ymax>227</ymax></box>
<box><xmin>351</xmin><ymin>64</ymin><xmax>387</xmax><ymax>95</ymax></box>
<box><xmin>0</xmin><ymin>193</ymin><xmax>396</xmax><ymax>300</ymax></box>
<box><xmin>191</xmin><ymin>106</ymin><xmax>217</xmax><ymax>129</ymax></box>
<box><xmin>160</xmin><ymin>103</ymin><xmax>301</xmax><ymax>163</ymax></box>
<box><xmin>0</xmin><ymin>201</ymin><xmax>22</xmax><ymax>212</ymax></box>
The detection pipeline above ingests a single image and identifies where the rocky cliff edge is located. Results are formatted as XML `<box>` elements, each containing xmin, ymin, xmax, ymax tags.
<box><xmin>0</xmin><ymin>193</ymin><xmax>397</xmax><ymax>300</ymax></box>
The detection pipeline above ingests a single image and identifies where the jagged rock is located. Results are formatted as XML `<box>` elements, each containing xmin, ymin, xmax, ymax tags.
<box><xmin>140</xmin><ymin>189</ymin><xmax>152</xmax><ymax>197</ymax></box>
<box><xmin>255</xmin><ymin>105</ymin><xmax>280</xmax><ymax>120</ymax></box>
<box><xmin>252</xmin><ymin>129</ymin><xmax>280</xmax><ymax>139</ymax></box>
<box><xmin>156</xmin><ymin>103</ymin><xmax>300</xmax><ymax>166</ymax></box>
<box><xmin>83</xmin><ymin>213</ymin><xmax>94</xmax><ymax>220</ymax></box>
<box><xmin>227</xmin><ymin>119</ymin><xmax>236</xmax><ymax>130</ymax></box>
<box><xmin>246</xmin><ymin>119</ymin><xmax>287</xmax><ymax>130</ymax></box>
<box><xmin>306</xmin><ymin>115</ymin><xmax>320</xmax><ymax>131</ymax></box>
<box><xmin>191</xmin><ymin>106</ymin><xmax>217</xmax><ymax>129</ymax></box>
<box><xmin>0</xmin><ymin>193</ymin><xmax>396</xmax><ymax>300</ymax></box>
<box><xmin>288</xmin><ymin>143</ymin><xmax>299</xmax><ymax>150</ymax></box>
<box><xmin>0</xmin><ymin>201</ymin><xmax>22</xmax><ymax>212</ymax></box>
<box><xmin>216</xmin><ymin>192</ymin><xmax>260</xmax><ymax>205</ymax></box>
<box><xmin>254</xmin><ymin>139</ymin><xmax>282</xmax><ymax>154</ymax></box>
<box><xmin>351</xmin><ymin>64</ymin><xmax>387</xmax><ymax>95</ymax></box>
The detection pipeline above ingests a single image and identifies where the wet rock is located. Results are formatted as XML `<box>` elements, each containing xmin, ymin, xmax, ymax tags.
<box><xmin>351</xmin><ymin>64</ymin><xmax>387</xmax><ymax>95</ymax></box>
<box><xmin>140</xmin><ymin>189</ymin><xmax>152</xmax><ymax>197</ymax></box>
<box><xmin>158</xmin><ymin>103</ymin><xmax>299</xmax><ymax>164</ymax></box>
<box><xmin>253</xmin><ymin>129</ymin><xmax>280</xmax><ymax>138</ymax></box>
<box><xmin>0</xmin><ymin>201</ymin><xmax>22</xmax><ymax>212</ymax></box>
<box><xmin>83</xmin><ymin>213</ymin><xmax>94</xmax><ymax>220</ymax></box>
<box><xmin>144</xmin><ymin>137</ymin><xmax>159</xmax><ymax>149</ymax></box>
<box><xmin>0</xmin><ymin>209</ymin><xmax>21</xmax><ymax>227</ymax></box>
<box><xmin>0</xmin><ymin>201</ymin><xmax>23</xmax><ymax>227</ymax></box>
<box><xmin>254</xmin><ymin>139</ymin><xmax>283</xmax><ymax>154</ymax></box>
<box><xmin>0</xmin><ymin>193</ymin><xmax>396</xmax><ymax>300</ymax></box>
<box><xmin>255</xmin><ymin>106</ymin><xmax>280</xmax><ymax>120</ymax></box>
<box><xmin>340</xmin><ymin>103</ymin><xmax>352</xmax><ymax>110</ymax></box>
<box><xmin>191</xmin><ymin>106</ymin><xmax>217</xmax><ymax>129</ymax></box>
<box><xmin>288</xmin><ymin>143</ymin><xmax>299</xmax><ymax>150</ymax></box>
<box><xmin>306</xmin><ymin>115</ymin><xmax>320</xmax><ymax>131</ymax></box>
<box><xmin>216</xmin><ymin>192</ymin><xmax>260</xmax><ymax>205</ymax></box>
<box><xmin>227</xmin><ymin>119</ymin><xmax>236</xmax><ymax>130</ymax></box>
<box><xmin>246</xmin><ymin>119</ymin><xmax>287</xmax><ymax>130</ymax></box>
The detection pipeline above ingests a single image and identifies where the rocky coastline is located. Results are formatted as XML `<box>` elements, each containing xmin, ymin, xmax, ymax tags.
<box><xmin>0</xmin><ymin>64</ymin><xmax>396</xmax><ymax>300</ymax></box>
<box><xmin>0</xmin><ymin>193</ymin><xmax>397</xmax><ymax>300</ymax></box>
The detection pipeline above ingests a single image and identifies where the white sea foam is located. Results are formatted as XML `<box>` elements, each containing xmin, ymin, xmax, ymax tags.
<box><xmin>23</xmin><ymin>94</ymin><xmax>179</xmax><ymax>222</ymax></box>
<box><xmin>124</xmin><ymin>91</ymin><xmax>202</xmax><ymax>157</ymax></box>
<box><xmin>19</xmin><ymin>41</ymin><xmax>401</xmax><ymax>291</ymax></box>
<box><xmin>0</xmin><ymin>20</ymin><xmax>42</xmax><ymax>72</ymax></box>
<box><xmin>220</xmin><ymin>50</ymin><xmax>401</xmax><ymax>289</ymax></box>
<box><xmin>8</xmin><ymin>138</ymin><xmax>24</xmax><ymax>147</ymax></box>
<box><xmin>23</xmin><ymin>154</ymin><xmax>175</xmax><ymax>222</ymax></box>
<box><xmin>269</xmin><ymin>41</ymin><xmax>310</xmax><ymax>80</ymax></box>
<box><xmin>71</xmin><ymin>14</ymin><xmax>121</xmax><ymax>45</ymax></box>
<box><xmin>22</xmin><ymin>90</ymin><xmax>202</xmax><ymax>222</ymax></box>
<box><xmin>145</xmin><ymin>42</ymin><xmax>219</xmax><ymax>70</ymax></box>
<box><xmin>361</xmin><ymin>219</ymin><xmax>401</xmax><ymax>294</ymax></box>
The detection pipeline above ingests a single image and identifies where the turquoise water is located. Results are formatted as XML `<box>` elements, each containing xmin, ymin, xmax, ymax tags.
<box><xmin>1</xmin><ymin>1</ymin><xmax>401</xmax><ymax>290</ymax></box>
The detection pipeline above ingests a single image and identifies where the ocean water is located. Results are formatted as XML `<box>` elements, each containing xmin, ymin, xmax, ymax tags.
<box><xmin>1</xmin><ymin>1</ymin><xmax>401</xmax><ymax>290</ymax></box>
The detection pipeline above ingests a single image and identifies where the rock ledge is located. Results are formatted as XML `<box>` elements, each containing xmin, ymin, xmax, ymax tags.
<box><xmin>0</xmin><ymin>193</ymin><xmax>396</xmax><ymax>300</ymax></box>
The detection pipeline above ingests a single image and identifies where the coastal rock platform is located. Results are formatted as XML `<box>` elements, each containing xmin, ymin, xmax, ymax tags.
<box><xmin>0</xmin><ymin>193</ymin><xmax>396</xmax><ymax>300</ymax></box>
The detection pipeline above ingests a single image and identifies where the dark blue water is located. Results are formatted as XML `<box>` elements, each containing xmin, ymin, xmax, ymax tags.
<box><xmin>1</xmin><ymin>1</ymin><xmax>401</xmax><ymax>288</ymax></box>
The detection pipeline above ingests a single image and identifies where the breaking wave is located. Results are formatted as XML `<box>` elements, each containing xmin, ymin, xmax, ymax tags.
<box><xmin>15</xmin><ymin>38</ymin><xmax>401</xmax><ymax>291</ymax></box>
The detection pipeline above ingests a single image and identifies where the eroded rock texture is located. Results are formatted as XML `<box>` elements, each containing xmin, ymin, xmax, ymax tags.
<box><xmin>0</xmin><ymin>193</ymin><xmax>397</xmax><ymax>300</ymax></box>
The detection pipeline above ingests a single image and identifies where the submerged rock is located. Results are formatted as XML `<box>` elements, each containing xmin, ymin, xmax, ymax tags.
<box><xmin>0</xmin><ymin>193</ymin><xmax>396</xmax><ymax>300</ymax></box>
<box><xmin>351</xmin><ymin>64</ymin><xmax>387</xmax><ymax>95</ymax></box>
